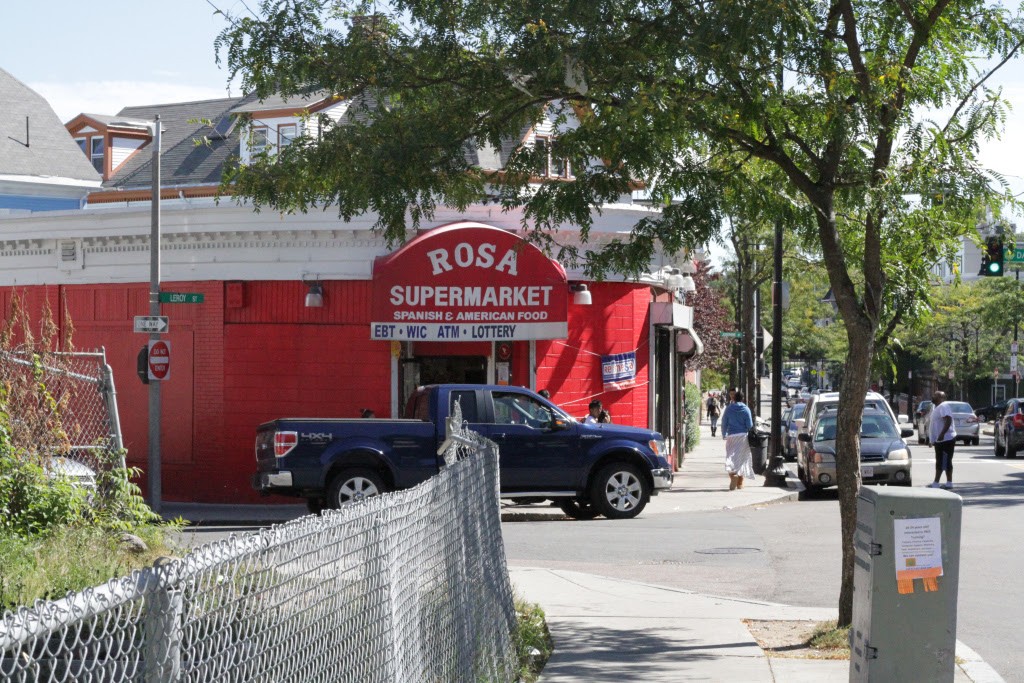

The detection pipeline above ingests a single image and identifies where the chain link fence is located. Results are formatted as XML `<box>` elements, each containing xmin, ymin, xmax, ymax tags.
<box><xmin>0</xmin><ymin>403</ymin><xmax>518</xmax><ymax>682</ymax></box>
<box><xmin>0</xmin><ymin>347</ymin><xmax>124</xmax><ymax>473</ymax></box>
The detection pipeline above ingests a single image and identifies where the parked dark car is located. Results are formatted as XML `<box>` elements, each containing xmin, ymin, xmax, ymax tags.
<box><xmin>782</xmin><ymin>403</ymin><xmax>806</xmax><ymax>461</ymax></box>
<box><xmin>975</xmin><ymin>401</ymin><xmax>1008</xmax><ymax>423</ymax></box>
<box><xmin>994</xmin><ymin>398</ymin><xmax>1024</xmax><ymax>458</ymax></box>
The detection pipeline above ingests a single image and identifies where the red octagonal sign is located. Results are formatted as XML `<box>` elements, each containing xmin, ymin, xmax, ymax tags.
<box><xmin>148</xmin><ymin>340</ymin><xmax>170</xmax><ymax>381</ymax></box>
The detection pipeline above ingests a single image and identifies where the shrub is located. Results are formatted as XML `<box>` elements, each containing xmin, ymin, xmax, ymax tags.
<box><xmin>684</xmin><ymin>382</ymin><xmax>701</xmax><ymax>452</ymax></box>
<box><xmin>0</xmin><ymin>449</ymin><xmax>91</xmax><ymax>537</ymax></box>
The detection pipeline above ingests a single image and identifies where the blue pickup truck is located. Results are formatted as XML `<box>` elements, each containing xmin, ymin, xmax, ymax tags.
<box><xmin>253</xmin><ymin>384</ymin><xmax>673</xmax><ymax>519</ymax></box>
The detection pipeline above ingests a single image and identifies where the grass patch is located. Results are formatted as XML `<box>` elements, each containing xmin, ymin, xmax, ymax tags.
<box><xmin>0</xmin><ymin>524</ymin><xmax>179</xmax><ymax>611</ymax></box>
<box><xmin>808</xmin><ymin>620</ymin><xmax>851</xmax><ymax>653</ymax></box>
<box><xmin>513</xmin><ymin>596</ymin><xmax>553</xmax><ymax>682</ymax></box>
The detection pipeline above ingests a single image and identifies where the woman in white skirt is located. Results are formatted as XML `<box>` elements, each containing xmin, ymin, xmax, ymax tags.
<box><xmin>720</xmin><ymin>390</ymin><xmax>755</xmax><ymax>490</ymax></box>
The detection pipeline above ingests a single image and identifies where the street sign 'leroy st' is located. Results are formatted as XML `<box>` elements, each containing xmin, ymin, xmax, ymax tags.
<box><xmin>148</xmin><ymin>340</ymin><xmax>170</xmax><ymax>381</ymax></box>
<box><xmin>370</xmin><ymin>222</ymin><xmax>569</xmax><ymax>342</ymax></box>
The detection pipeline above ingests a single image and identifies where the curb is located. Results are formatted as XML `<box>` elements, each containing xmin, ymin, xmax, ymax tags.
<box><xmin>956</xmin><ymin>640</ymin><xmax>1006</xmax><ymax>683</ymax></box>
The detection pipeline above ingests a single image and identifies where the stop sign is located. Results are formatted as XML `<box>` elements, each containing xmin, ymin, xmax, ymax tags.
<box><xmin>148</xmin><ymin>339</ymin><xmax>170</xmax><ymax>381</ymax></box>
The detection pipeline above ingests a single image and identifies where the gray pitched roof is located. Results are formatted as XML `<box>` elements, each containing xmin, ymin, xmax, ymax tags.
<box><xmin>230</xmin><ymin>90</ymin><xmax>332</xmax><ymax>114</ymax></box>
<box><xmin>105</xmin><ymin>96</ymin><xmax>245</xmax><ymax>190</ymax></box>
<box><xmin>0</xmin><ymin>67</ymin><xmax>100</xmax><ymax>182</ymax></box>
<box><xmin>79</xmin><ymin>113</ymin><xmax>151</xmax><ymax>131</ymax></box>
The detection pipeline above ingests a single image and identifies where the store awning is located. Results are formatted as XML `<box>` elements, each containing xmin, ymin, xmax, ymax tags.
<box><xmin>677</xmin><ymin>329</ymin><xmax>704</xmax><ymax>356</ymax></box>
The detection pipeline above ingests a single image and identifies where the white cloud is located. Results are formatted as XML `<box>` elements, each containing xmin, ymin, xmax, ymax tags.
<box><xmin>30</xmin><ymin>80</ymin><xmax>236</xmax><ymax>122</ymax></box>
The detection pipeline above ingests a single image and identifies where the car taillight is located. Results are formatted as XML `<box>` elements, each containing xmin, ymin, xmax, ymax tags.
<box><xmin>274</xmin><ymin>431</ymin><xmax>298</xmax><ymax>457</ymax></box>
<box><xmin>1013</xmin><ymin>414</ymin><xmax>1024</xmax><ymax>430</ymax></box>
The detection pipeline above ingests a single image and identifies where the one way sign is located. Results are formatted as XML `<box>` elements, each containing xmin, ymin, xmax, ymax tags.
<box><xmin>134</xmin><ymin>316</ymin><xmax>169</xmax><ymax>334</ymax></box>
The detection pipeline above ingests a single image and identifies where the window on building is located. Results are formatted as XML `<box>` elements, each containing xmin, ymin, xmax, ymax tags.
<box><xmin>533</xmin><ymin>135</ymin><xmax>570</xmax><ymax>178</ymax></box>
<box><xmin>250</xmin><ymin>126</ymin><xmax>270</xmax><ymax>154</ymax></box>
<box><xmin>75</xmin><ymin>138</ymin><xmax>87</xmax><ymax>155</ymax></box>
<box><xmin>89</xmin><ymin>137</ymin><xmax>105</xmax><ymax>174</ymax></box>
<box><xmin>278</xmin><ymin>124</ymin><xmax>297</xmax><ymax>148</ymax></box>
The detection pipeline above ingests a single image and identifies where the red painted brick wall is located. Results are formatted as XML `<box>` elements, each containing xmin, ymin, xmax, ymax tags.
<box><xmin>536</xmin><ymin>283</ymin><xmax>651</xmax><ymax>426</ymax></box>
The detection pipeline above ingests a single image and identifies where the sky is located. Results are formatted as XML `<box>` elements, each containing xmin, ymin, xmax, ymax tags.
<box><xmin>4</xmin><ymin>0</ymin><xmax>1024</xmax><ymax>240</ymax></box>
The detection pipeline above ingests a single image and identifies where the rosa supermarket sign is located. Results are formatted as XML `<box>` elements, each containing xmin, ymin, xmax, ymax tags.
<box><xmin>371</xmin><ymin>222</ymin><xmax>568</xmax><ymax>341</ymax></box>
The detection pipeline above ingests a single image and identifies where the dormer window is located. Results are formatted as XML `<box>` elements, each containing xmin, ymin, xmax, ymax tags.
<box><xmin>278</xmin><ymin>124</ymin><xmax>297</xmax><ymax>148</ymax></box>
<box><xmin>74</xmin><ymin>135</ymin><xmax>106</xmax><ymax>174</ymax></box>
<box><xmin>534</xmin><ymin>135</ymin><xmax>570</xmax><ymax>178</ymax></box>
<box><xmin>89</xmin><ymin>138</ymin><xmax>105</xmax><ymax>173</ymax></box>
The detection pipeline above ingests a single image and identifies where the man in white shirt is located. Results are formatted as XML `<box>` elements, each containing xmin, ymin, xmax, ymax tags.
<box><xmin>928</xmin><ymin>391</ymin><xmax>957</xmax><ymax>490</ymax></box>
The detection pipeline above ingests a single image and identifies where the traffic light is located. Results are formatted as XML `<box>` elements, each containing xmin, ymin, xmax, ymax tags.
<box><xmin>980</xmin><ymin>235</ymin><xmax>1005</xmax><ymax>277</ymax></box>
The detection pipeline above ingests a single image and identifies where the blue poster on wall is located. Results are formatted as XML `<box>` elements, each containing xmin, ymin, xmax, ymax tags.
<box><xmin>601</xmin><ymin>352</ymin><xmax>637</xmax><ymax>391</ymax></box>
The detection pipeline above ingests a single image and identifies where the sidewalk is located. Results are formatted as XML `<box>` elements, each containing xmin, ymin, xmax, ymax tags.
<box><xmin>510</xmin><ymin>567</ymin><xmax>998</xmax><ymax>682</ymax></box>
<box><xmin>500</xmin><ymin>413</ymin><xmax>799</xmax><ymax>521</ymax></box>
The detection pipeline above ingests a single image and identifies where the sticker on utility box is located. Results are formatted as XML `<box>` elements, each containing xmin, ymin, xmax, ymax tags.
<box><xmin>894</xmin><ymin>517</ymin><xmax>943</xmax><ymax>594</ymax></box>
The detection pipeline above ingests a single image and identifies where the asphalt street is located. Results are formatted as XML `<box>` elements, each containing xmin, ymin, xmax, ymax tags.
<box><xmin>500</xmin><ymin>433</ymin><xmax>1024</xmax><ymax>681</ymax></box>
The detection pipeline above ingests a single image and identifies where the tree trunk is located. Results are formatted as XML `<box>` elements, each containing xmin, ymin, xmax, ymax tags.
<box><xmin>835</xmin><ymin>313</ymin><xmax>875</xmax><ymax>625</ymax></box>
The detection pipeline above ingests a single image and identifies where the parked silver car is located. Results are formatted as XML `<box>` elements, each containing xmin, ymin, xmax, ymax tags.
<box><xmin>917</xmin><ymin>400</ymin><xmax>979</xmax><ymax>446</ymax></box>
<box><xmin>798</xmin><ymin>408</ymin><xmax>913</xmax><ymax>493</ymax></box>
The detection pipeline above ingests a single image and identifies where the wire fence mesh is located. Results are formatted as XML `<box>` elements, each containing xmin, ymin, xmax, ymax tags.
<box><xmin>0</xmin><ymin>404</ymin><xmax>518</xmax><ymax>682</ymax></box>
<box><xmin>0</xmin><ymin>347</ymin><xmax>124</xmax><ymax>475</ymax></box>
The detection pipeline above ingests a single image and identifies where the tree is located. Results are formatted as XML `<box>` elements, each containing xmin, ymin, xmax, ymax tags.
<box><xmin>688</xmin><ymin>260</ymin><xmax>733</xmax><ymax>376</ymax></box>
<box><xmin>217</xmin><ymin>0</ymin><xmax>1024</xmax><ymax>624</ymax></box>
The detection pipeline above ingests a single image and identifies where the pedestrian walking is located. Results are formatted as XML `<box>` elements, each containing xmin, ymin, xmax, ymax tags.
<box><xmin>721</xmin><ymin>390</ymin><xmax>754</xmax><ymax>490</ymax></box>
<box><xmin>706</xmin><ymin>393</ymin><xmax>721</xmax><ymax>436</ymax></box>
<box><xmin>927</xmin><ymin>390</ymin><xmax>957</xmax><ymax>489</ymax></box>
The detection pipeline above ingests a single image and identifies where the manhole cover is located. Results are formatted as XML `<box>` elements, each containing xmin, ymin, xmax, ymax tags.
<box><xmin>694</xmin><ymin>547</ymin><xmax>763</xmax><ymax>555</ymax></box>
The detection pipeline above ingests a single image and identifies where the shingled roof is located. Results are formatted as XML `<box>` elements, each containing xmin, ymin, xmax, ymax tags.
<box><xmin>104</xmin><ymin>96</ymin><xmax>245</xmax><ymax>190</ymax></box>
<box><xmin>0</xmin><ymin>67</ymin><xmax>101</xmax><ymax>182</ymax></box>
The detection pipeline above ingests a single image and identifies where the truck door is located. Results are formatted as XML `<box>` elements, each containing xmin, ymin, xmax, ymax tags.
<box><xmin>479</xmin><ymin>390</ymin><xmax>580</xmax><ymax>490</ymax></box>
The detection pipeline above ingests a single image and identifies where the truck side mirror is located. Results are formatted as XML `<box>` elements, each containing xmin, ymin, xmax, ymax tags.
<box><xmin>550</xmin><ymin>417</ymin><xmax>569</xmax><ymax>431</ymax></box>
<box><xmin>901</xmin><ymin>427</ymin><xmax>914</xmax><ymax>438</ymax></box>
<box><xmin>798</xmin><ymin>433</ymin><xmax>812</xmax><ymax>443</ymax></box>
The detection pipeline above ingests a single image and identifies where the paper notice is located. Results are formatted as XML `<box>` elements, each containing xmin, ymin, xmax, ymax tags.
<box><xmin>894</xmin><ymin>517</ymin><xmax>943</xmax><ymax>586</ymax></box>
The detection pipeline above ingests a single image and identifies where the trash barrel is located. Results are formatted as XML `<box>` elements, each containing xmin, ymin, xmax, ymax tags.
<box><xmin>748</xmin><ymin>426</ymin><xmax>770</xmax><ymax>474</ymax></box>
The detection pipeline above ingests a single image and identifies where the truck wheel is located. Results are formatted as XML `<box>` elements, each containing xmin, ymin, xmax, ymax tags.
<box><xmin>306</xmin><ymin>498</ymin><xmax>325</xmax><ymax>515</ymax></box>
<box><xmin>995</xmin><ymin>438</ymin><xmax>1006</xmax><ymax>457</ymax></box>
<box><xmin>557</xmin><ymin>498</ymin><xmax>599</xmax><ymax>520</ymax></box>
<box><xmin>590</xmin><ymin>463</ymin><xmax>649</xmax><ymax>519</ymax></box>
<box><xmin>327</xmin><ymin>468</ymin><xmax>388</xmax><ymax>508</ymax></box>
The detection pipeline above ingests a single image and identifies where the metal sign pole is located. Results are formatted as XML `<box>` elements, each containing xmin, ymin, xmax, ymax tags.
<box><xmin>148</xmin><ymin>116</ymin><xmax>163</xmax><ymax>513</ymax></box>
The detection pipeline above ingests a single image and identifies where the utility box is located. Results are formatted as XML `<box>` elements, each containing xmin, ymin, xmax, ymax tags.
<box><xmin>850</xmin><ymin>486</ymin><xmax>962</xmax><ymax>682</ymax></box>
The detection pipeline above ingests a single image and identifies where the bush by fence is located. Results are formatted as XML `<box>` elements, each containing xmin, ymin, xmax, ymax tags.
<box><xmin>1</xmin><ymin>411</ymin><xmax>518</xmax><ymax>682</ymax></box>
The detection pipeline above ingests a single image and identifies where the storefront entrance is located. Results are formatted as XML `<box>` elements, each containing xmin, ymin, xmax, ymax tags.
<box><xmin>401</xmin><ymin>356</ymin><xmax>489</xmax><ymax>411</ymax></box>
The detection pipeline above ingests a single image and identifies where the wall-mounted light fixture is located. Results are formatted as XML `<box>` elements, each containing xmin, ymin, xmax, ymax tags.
<box><xmin>304</xmin><ymin>281</ymin><xmax>324</xmax><ymax>308</ymax></box>
<box><xmin>570</xmin><ymin>283</ymin><xmax>592</xmax><ymax>305</ymax></box>
<box><xmin>679</xmin><ymin>260</ymin><xmax>697</xmax><ymax>293</ymax></box>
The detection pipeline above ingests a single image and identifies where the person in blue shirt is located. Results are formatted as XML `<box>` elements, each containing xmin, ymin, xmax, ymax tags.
<box><xmin>721</xmin><ymin>390</ymin><xmax>754</xmax><ymax>490</ymax></box>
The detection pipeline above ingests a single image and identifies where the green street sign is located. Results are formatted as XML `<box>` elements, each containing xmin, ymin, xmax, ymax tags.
<box><xmin>1007</xmin><ymin>245</ymin><xmax>1024</xmax><ymax>265</ymax></box>
<box><xmin>719</xmin><ymin>331</ymin><xmax>744</xmax><ymax>338</ymax></box>
<box><xmin>159</xmin><ymin>292</ymin><xmax>205</xmax><ymax>304</ymax></box>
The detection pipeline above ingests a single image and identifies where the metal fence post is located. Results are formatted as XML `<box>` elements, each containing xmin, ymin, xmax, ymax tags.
<box><xmin>143</xmin><ymin>577</ymin><xmax>182</xmax><ymax>683</ymax></box>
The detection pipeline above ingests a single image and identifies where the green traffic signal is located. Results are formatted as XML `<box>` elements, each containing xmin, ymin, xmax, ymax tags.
<box><xmin>980</xmin><ymin>235</ymin><xmax>1005</xmax><ymax>277</ymax></box>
